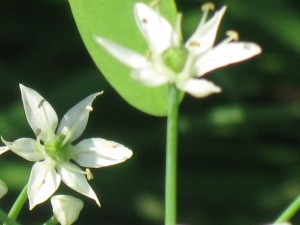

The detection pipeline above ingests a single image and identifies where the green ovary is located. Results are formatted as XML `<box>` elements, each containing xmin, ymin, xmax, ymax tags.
<box><xmin>44</xmin><ymin>136</ymin><xmax>69</xmax><ymax>163</ymax></box>
<box><xmin>162</xmin><ymin>47</ymin><xmax>188</xmax><ymax>73</ymax></box>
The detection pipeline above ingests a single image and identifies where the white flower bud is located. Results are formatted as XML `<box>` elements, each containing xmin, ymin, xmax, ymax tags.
<box><xmin>0</xmin><ymin>180</ymin><xmax>8</xmax><ymax>199</ymax></box>
<box><xmin>51</xmin><ymin>195</ymin><xmax>83</xmax><ymax>225</ymax></box>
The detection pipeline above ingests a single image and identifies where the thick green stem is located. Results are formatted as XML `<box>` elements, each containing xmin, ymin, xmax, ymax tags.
<box><xmin>0</xmin><ymin>209</ymin><xmax>20</xmax><ymax>225</ymax></box>
<box><xmin>274</xmin><ymin>194</ymin><xmax>300</xmax><ymax>224</ymax></box>
<box><xmin>165</xmin><ymin>84</ymin><xmax>180</xmax><ymax>225</ymax></box>
<box><xmin>8</xmin><ymin>184</ymin><xmax>28</xmax><ymax>220</ymax></box>
<box><xmin>43</xmin><ymin>216</ymin><xmax>58</xmax><ymax>225</ymax></box>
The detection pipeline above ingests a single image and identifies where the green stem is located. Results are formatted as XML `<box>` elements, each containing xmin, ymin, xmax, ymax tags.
<box><xmin>0</xmin><ymin>209</ymin><xmax>20</xmax><ymax>225</ymax></box>
<box><xmin>274</xmin><ymin>194</ymin><xmax>300</xmax><ymax>224</ymax></box>
<box><xmin>165</xmin><ymin>84</ymin><xmax>180</xmax><ymax>225</ymax></box>
<box><xmin>43</xmin><ymin>216</ymin><xmax>58</xmax><ymax>225</ymax></box>
<box><xmin>8</xmin><ymin>184</ymin><xmax>28</xmax><ymax>220</ymax></box>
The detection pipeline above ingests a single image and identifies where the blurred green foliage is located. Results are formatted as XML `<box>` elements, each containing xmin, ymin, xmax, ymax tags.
<box><xmin>1</xmin><ymin>0</ymin><xmax>300</xmax><ymax>224</ymax></box>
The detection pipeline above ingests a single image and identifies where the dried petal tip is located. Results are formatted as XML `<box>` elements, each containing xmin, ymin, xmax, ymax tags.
<box><xmin>226</xmin><ymin>30</ymin><xmax>239</xmax><ymax>41</ymax></box>
<box><xmin>201</xmin><ymin>2</ymin><xmax>215</xmax><ymax>12</ymax></box>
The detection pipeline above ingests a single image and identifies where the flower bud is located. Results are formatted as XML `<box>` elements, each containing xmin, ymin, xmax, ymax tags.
<box><xmin>0</xmin><ymin>180</ymin><xmax>8</xmax><ymax>199</ymax></box>
<box><xmin>51</xmin><ymin>195</ymin><xmax>83</xmax><ymax>225</ymax></box>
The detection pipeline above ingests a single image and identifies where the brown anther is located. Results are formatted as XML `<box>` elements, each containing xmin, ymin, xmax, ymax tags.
<box><xmin>201</xmin><ymin>2</ymin><xmax>215</xmax><ymax>12</ymax></box>
<box><xmin>226</xmin><ymin>30</ymin><xmax>239</xmax><ymax>41</ymax></box>
<box><xmin>38</xmin><ymin>99</ymin><xmax>45</xmax><ymax>108</ymax></box>
<box><xmin>142</xmin><ymin>18</ymin><xmax>148</xmax><ymax>23</ymax></box>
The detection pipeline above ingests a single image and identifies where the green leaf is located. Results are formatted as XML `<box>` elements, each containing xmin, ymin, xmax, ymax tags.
<box><xmin>69</xmin><ymin>0</ymin><xmax>178</xmax><ymax>116</ymax></box>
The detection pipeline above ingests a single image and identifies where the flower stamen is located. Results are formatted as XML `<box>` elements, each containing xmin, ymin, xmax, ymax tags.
<box><xmin>86</xmin><ymin>169</ymin><xmax>93</xmax><ymax>180</ymax></box>
<box><xmin>201</xmin><ymin>2</ymin><xmax>215</xmax><ymax>12</ymax></box>
<box><xmin>149</xmin><ymin>0</ymin><xmax>160</xmax><ymax>8</ymax></box>
<box><xmin>226</xmin><ymin>30</ymin><xmax>239</xmax><ymax>41</ymax></box>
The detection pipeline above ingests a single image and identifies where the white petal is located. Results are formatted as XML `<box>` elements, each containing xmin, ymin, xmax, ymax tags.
<box><xmin>131</xmin><ymin>67</ymin><xmax>169</xmax><ymax>87</ymax></box>
<box><xmin>178</xmin><ymin>78</ymin><xmax>221</xmax><ymax>98</ymax></box>
<box><xmin>20</xmin><ymin>84</ymin><xmax>58</xmax><ymax>142</ymax></box>
<box><xmin>195</xmin><ymin>42</ymin><xmax>262</xmax><ymax>76</ymax></box>
<box><xmin>134</xmin><ymin>3</ymin><xmax>179</xmax><ymax>54</ymax></box>
<box><xmin>94</xmin><ymin>36</ymin><xmax>150</xmax><ymax>69</ymax></box>
<box><xmin>71</xmin><ymin>138</ymin><xmax>133</xmax><ymax>168</ymax></box>
<box><xmin>1</xmin><ymin>137</ymin><xmax>44</xmax><ymax>161</ymax></box>
<box><xmin>186</xmin><ymin>6</ymin><xmax>227</xmax><ymax>54</ymax></box>
<box><xmin>0</xmin><ymin>146</ymin><xmax>9</xmax><ymax>155</ymax></box>
<box><xmin>28</xmin><ymin>160</ymin><xmax>61</xmax><ymax>210</ymax></box>
<box><xmin>58</xmin><ymin>163</ymin><xmax>100</xmax><ymax>206</ymax></box>
<box><xmin>57</xmin><ymin>93</ymin><xmax>100</xmax><ymax>143</ymax></box>
<box><xmin>51</xmin><ymin>195</ymin><xmax>83</xmax><ymax>225</ymax></box>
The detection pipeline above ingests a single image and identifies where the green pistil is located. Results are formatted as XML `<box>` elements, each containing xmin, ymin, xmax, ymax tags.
<box><xmin>163</xmin><ymin>47</ymin><xmax>188</xmax><ymax>73</ymax></box>
<box><xmin>44</xmin><ymin>135</ymin><xmax>69</xmax><ymax>163</ymax></box>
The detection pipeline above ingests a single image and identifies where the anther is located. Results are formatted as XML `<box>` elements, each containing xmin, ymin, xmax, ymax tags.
<box><xmin>189</xmin><ymin>41</ymin><xmax>201</xmax><ymax>47</ymax></box>
<box><xmin>86</xmin><ymin>169</ymin><xmax>93</xmax><ymax>180</ymax></box>
<box><xmin>149</xmin><ymin>0</ymin><xmax>160</xmax><ymax>8</ymax></box>
<box><xmin>201</xmin><ymin>2</ymin><xmax>215</xmax><ymax>12</ymax></box>
<box><xmin>226</xmin><ymin>30</ymin><xmax>239</xmax><ymax>41</ymax></box>
<box><xmin>38</xmin><ymin>99</ymin><xmax>45</xmax><ymax>108</ymax></box>
<box><xmin>86</xmin><ymin>105</ymin><xmax>93</xmax><ymax>111</ymax></box>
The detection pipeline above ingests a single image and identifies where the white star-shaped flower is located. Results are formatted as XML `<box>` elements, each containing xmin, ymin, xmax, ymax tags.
<box><xmin>95</xmin><ymin>2</ymin><xmax>261</xmax><ymax>98</ymax></box>
<box><xmin>1</xmin><ymin>84</ymin><xmax>133</xmax><ymax>209</ymax></box>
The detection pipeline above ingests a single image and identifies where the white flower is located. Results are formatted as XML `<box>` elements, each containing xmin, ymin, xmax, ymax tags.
<box><xmin>51</xmin><ymin>195</ymin><xmax>83</xmax><ymax>225</ymax></box>
<box><xmin>1</xmin><ymin>84</ymin><xmax>133</xmax><ymax>209</ymax></box>
<box><xmin>95</xmin><ymin>2</ymin><xmax>261</xmax><ymax>98</ymax></box>
<box><xmin>0</xmin><ymin>179</ymin><xmax>8</xmax><ymax>199</ymax></box>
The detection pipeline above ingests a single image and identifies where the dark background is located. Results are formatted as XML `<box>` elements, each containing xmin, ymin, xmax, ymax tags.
<box><xmin>1</xmin><ymin>0</ymin><xmax>300</xmax><ymax>224</ymax></box>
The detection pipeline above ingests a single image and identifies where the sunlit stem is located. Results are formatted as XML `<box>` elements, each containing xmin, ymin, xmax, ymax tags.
<box><xmin>8</xmin><ymin>184</ymin><xmax>28</xmax><ymax>220</ymax></box>
<box><xmin>165</xmin><ymin>84</ymin><xmax>180</xmax><ymax>225</ymax></box>
<box><xmin>43</xmin><ymin>216</ymin><xmax>58</xmax><ymax>225</ymax></box>
<box><xmin>274</xmin><ymin>194</ymin><xmax>300</xmax><ymax>224</ymax></box>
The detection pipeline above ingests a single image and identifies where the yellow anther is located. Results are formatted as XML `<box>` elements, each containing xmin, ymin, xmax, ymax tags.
<box><xmin>201</xmin><ymin>2</ymin><xmax>215</xmax><ymax>12</ymax></box>
<box><xmin>226</xmin><ymin>30</ymin><xmax>239</xmax><ymax>41</ymax></box>
<box><xmin>189</xmin><ymin>41</ymin><xmax>201</xmax><ymax>47</ymax></box>
<box><xmin>86</xmin><ymin>105</ymin><xmax>93</xmax><ymax>111</ymax></box>
<box><xmin>149</xmin><ymin>0</ymin><xmax>160</xmax><ymax>8</ymax></box>
<box><xmin>145</xmin><ymin>50</ymin><xmax>152</xmax><ymax>60</ymax></box>
<box><xmin>86</xmin><ymin>169</ymin><xmax>93</xmax><ymax>180</ymax></box>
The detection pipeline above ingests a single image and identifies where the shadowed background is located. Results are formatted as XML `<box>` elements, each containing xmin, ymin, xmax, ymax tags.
<box><xmin>1</xmin><ymin>0</ymin><xmax>300</xmax><ymax>224</ymax></box>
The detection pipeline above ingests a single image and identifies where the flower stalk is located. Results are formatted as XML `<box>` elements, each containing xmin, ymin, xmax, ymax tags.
<box><xmin>165</xmin><ymin>84</ymin><xmax>180</xmax><ymax>225</ymax></box>
<box><xmin>274</xmin><ymin>194</ymin><xmax>300</xmax><ymax>224</ymax></box>
<box><xmin>8</xmin><ymin>184</ymin><xmax>28</xmax><ymax>221</ymax></box>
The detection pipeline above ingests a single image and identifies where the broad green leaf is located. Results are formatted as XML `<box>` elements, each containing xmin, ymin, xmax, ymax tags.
<box><xmin>69</xmin><ymin>0</ymin><xmax>178</xmax><ymax>116</ymax></box>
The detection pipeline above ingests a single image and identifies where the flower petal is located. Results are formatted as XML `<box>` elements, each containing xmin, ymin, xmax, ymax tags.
<box><xmin>195</xmin><ymin>42</ymin><xmax>262</xmax><ymax>76</ymax></box>
<box><xmin>20</xmin><ymin>84</ymin><xmax>58</xmax><ymax>142</ymax></box>
<box><xmin>0</xmin><ymin>146</ymin><xmax>9</xmax><ymax>155</ymax></box>
<box><xmin>131</xmin><ymin>67</ymin><xmax>169</xmax><ymax>87</ymax></box>
<box><xmin>1</xmin><ymin>137</ymin><xmax>44</xmax><ymax>161</ymax></box>
<box><xmin>57</xmin><ymin>93</ymin><xmax>100</xmax><ymax>143</ymax></box>
<box><xmin>94</xmin><ymin>36</ymin><xmax>150</xmax><ymax>69</ymax></box>
<box><xmin>58</xmin><ymin>163</ymin><xmax>100</xmax><ymax>206</ymax></box>
<box><xmin>178</xmin><ymin>78</ymin><xmax>221</xmax><ymax>98</ymax></box>
<box><xmin>51</xmin><ymin>195</ymin><xmax>84</xmax><ymax>225</ymax></box>
<box><xmin>28</xmin><ymin>160</ymin><xmax>61</xmax><ymax>210</ymax></box>
<box><xmin>134</xmin><ymin>3</ymin><xmax>179</xmax><ymax>54</ymax></box>
<box><xmin>71</xmin><ymin>138</ymin><xmax>133</xmax><ymax>168</ymax></box>
<box><xmin>186</xmin><ymin>6</ymin><xmax>227</xmax><ymax>54</ymax></box>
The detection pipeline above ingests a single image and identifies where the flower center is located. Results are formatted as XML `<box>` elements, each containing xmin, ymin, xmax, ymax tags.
<box><xmin>44</xmin><ymin>135</ymin><xmax>70</xmax><ymax>163</ymax></box>
<box><xmin>162</xmin><ymin>47</ymin><xmax>188</xmax><ymax>73</ymax></box>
